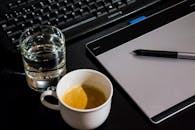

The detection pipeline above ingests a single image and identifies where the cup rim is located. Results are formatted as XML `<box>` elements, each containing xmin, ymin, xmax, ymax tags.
<box><xmin>57</xmin><ymin>69</ymin><xmax>113</xmax><ymax>113</ymax></box>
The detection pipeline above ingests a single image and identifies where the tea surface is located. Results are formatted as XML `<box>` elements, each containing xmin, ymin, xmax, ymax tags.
<box><xmin>62</xmin><ymin>84</ymin><xmax>107</xmax><ymax>109</ymax></box>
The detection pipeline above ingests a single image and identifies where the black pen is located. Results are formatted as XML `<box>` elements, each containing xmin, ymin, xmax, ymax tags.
<box><xmin>133</xmin><ymin>49</ymin><xmax>195</xmax><ymax>60</ymax></box>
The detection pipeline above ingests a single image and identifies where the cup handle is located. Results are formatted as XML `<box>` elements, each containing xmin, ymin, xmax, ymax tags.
<box><xmin>40</xmin><ymin>90</ymin><xmax>60</xmax><ymax>111</ymax></box>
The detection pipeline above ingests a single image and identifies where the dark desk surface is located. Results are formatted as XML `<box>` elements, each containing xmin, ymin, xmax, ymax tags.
<box><xmin>1</xmin><ymin>0</ymin><xmax>195</xmax><ymax>129</ymax></box>
<box><xmin>2</xmin><ymin>34</ymin><xmax>195</xmax><ymax>130</ymax></box>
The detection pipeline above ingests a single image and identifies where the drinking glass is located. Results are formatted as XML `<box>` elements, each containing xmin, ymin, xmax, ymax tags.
<box><xmin>19</xmin><ymin>25</ymin><xmax>66</xmax><ymax>92</ymax></box>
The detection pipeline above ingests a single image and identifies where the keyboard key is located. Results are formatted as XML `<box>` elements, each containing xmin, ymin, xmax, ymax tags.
<box><xmin>126</xmin><ymin>0</ymin><xmax>136</xmax><ymax>5</ymax></box>
<box><xmin>95</xmin><ymin>8</ymin><xmax>107</xmax><ymax>17</ymax></box>
<box><xmin>0</xmin><ymin>19</ymin><xmax>6</xmax><ymax>25</ymax></box>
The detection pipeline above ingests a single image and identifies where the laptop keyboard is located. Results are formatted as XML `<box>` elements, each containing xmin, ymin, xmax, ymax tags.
<box><xmin>0</xmin><ymin>0</ymin><xmax>161</xmax><ymax>51</ymax></box>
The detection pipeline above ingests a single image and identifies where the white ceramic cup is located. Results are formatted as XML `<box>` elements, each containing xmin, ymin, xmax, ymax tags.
<box><xmin>40</xmin><ymin>69</ymin><xmax>113</xmax><ymax>130</ymax></box>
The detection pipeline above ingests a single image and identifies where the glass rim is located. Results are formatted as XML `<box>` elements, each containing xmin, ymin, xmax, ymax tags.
<box><xmin>19</xmin><ymin>25</ymin><xmax>65</xmax><ymax>49</ymax></box>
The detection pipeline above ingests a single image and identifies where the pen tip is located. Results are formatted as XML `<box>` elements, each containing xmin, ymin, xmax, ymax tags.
<box><xmin>130</xmin><ymin>50</ymin><xmax>138</xmax><ymax>55</ymax></box>
<box><xmin>132</xmin><ymin>50</ymin><xmax>138</xmax><ymax>54</ymax></box>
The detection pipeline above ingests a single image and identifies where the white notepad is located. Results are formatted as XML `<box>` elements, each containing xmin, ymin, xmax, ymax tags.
<box><xmin>86</xmin><ymin>11</ymin><xmax>195</xmax><ymax>123</ymax></box>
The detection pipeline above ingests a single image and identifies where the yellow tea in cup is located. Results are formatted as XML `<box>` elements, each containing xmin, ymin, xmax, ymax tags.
<box><xmin>62</xmin><ymin>84</ymin><xmax>107</xmax><ymax>109</ymax></box>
